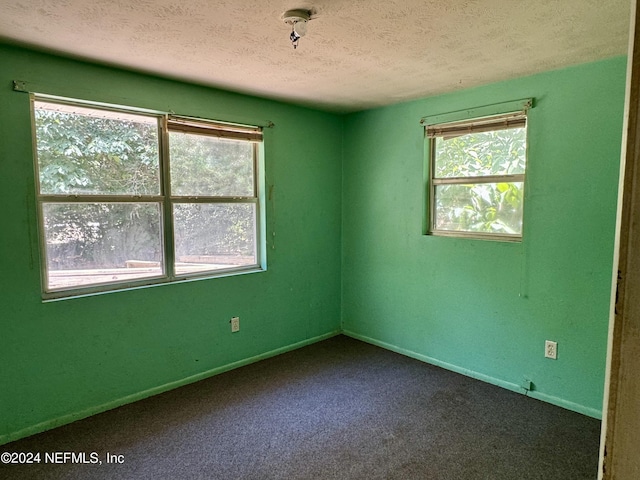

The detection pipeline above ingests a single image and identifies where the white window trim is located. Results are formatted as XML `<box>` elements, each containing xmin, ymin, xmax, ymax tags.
<box><xmin>422</xmin><ymin>99</ymin><xmax>533</xmax><ymax>242</ymax></box>
<box><xmin>31</xmin><ymin>95</ymin><xmax>267</xmax><ymax>300</ymax></box>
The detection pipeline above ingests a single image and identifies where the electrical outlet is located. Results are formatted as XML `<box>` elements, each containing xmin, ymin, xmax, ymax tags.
<box><xmin>545</xmin><ymin>340</ymin><xmax>557</xmax><ymax>359</ymax></box>
<box><xmin>231</xmin><ymin>316</ymin><xmax>240</xmax><ymax>333</ymax></box>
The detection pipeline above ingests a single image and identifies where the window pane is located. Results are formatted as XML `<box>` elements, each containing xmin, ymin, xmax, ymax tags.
<box><xmin>34</xmin><ymin>102</ymin><xmax>160</xmax><ymax>195</ymax></box>
<box><xmin>434</xmin><ymin>127</ymin><xmax>526</xmax><ymax>178</ymax></box>
<box><xmin>434</xmin><ymin>182</ymin><xmax>524</xmax><ymax>234</ymax></box>
<box><xmin>42</xmin><ymin>203</ymin><xmax>163</xmax><ymax>290</ymax></box>
<box><xmin>174</xmin><ymin>203</ymin><xmax>256</xmax><ymax>275</ymax></box>
<box><xmin>169</xmin><ymin>132</ymin><xmax>254</xmax><ymax>197</ymax></box>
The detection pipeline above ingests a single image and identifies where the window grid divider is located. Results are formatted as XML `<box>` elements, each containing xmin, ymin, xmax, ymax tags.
<box><xmin>432</xmin><ymin>174</ymin><xmax>525</xmax><ymax>185</ymax></box>
<box><xmin>160</xmin><ymin>116</ymin><xmax>176</xmax><ymax>282</ymax></box>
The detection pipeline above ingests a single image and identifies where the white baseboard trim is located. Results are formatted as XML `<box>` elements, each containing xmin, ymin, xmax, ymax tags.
<box><xmin>1</xmin><ymin>330</ymin><xmax>341</xmax><ymax>446</ymax></box>
<box><xmin>343</xmin><ymin>330</ymin><xmax>602</xmax><ymax>419</ymax></box>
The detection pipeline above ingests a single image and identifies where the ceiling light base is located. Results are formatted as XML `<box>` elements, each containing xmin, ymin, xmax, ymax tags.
<box><xmin>282</xmin><ymin>9</ymin><xmax>311</xmax><ymax>25</ymax></box>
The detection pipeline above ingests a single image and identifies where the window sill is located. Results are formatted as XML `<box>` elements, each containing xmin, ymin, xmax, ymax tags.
<box><xmin>427</xmin><ymin>230</ymin><xmax>522</xmax><ymax>242</ymax></box>
<box><xmin>41</xmin><ymin>265</ymin><xmax>266</xmax><ymax>302</ymax></box>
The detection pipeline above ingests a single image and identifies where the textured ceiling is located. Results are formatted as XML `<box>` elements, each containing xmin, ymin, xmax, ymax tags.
<box><xmin>0</xmin><ymin>0</ymin><xmax>631</xmax><ymax>113</ymax></box>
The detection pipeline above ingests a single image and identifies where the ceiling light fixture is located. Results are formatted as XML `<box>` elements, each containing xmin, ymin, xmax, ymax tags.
<box><xmin>282</xmin><ymin>9</ymin><xmax>312</xmax><ymax>49</ymax></box>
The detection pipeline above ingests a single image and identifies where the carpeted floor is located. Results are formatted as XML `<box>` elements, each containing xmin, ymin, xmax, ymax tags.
<box><xmin>0</xmin><ymin>335</ymin><xmax>601</xmax><ymax>480</ymax></box>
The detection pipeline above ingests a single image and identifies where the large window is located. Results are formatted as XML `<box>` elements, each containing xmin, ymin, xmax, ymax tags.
<box><xmin>425</xmin><ymin>107</ymin><xmax>529</xmax><ymax>241</ymax></box>
<box><xmin>32</xmin><ymin>97</ymin><xmax>264</xmax><ymax>298</ymax></box>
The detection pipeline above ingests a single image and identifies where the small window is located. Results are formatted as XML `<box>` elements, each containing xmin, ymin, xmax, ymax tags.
<box><xmin>32</xmin><ymin>98</ymin><xmax>264</xmax><ymax>298</ymax></box>
<box><xmin>426</xmin><ymin>111</ymin><xmax>528</xmax><ymax>241</ymax></box>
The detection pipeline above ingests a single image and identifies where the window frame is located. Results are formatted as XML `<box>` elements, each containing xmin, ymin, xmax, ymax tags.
<box><xmin>422</xmin><ymin>99</ymin><xmax>532</xmax><ymax>242</ymax></box>
<box><xmin>164</xmin><ymin>114</ymin><xmax>263</xmax><ymax>281</ymax></box>
<box><xmin>31</xmin><ymin>94</ymin><xmax>266</xmax><ymax>300</ymax></box>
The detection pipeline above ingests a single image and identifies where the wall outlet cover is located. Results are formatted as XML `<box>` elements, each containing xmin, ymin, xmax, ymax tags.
<box><xmin>231</xmin><ymin>317</ymin><xmax>240</xmax><ymax>333</ymax></box>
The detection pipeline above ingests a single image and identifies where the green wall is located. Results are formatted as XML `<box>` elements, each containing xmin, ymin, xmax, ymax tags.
<box><xmin>341</xmin><ymin>57</ymin><xmax>627</xmax><ymax>417</ymax></box>
<box><xmin>0</xmin><ymin>43</ymin><xmax>626</xmax><ymax>444</ymax></box>
<box><xmin>0</xmin><ymin>44</ymin><xmax>343</xmax><ymax>443</ymax></box>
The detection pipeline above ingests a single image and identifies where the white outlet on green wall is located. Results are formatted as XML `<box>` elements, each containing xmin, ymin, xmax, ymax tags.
<box><xmin>545</xmin><ymin>340</ymin><xmax>557</xmax><ymax>360</ymax></box>
<box><xmin>231</xmin><ymin>317</ymin><xmax>240</xmax><ymax>333</ymax></box>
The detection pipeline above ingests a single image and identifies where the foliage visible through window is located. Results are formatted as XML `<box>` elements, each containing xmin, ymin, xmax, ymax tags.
<box><xmin>427</xmin><ymin>112</ymin><xmax>527</xmax><ymax>240</ymax></box>
<box><xmin>33</xmin><ymin>99</ymin><xmax>263</xmax><ymax>296</ymax></box>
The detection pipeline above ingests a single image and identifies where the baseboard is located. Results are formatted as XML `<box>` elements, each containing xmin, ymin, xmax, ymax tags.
<box><xmin>343</xmin><ymin>330</ymin><xmax>602</xmax><ymax>419</ymax></box>
<box><xmin>526</xmin><ymin>391</ymin><xmax>602</xmax><ymax>419</ymax></box>
<box><xmin>0</xmin><ymin>330</ymin><xmax>341</xmax><ymax>446</ymax></box>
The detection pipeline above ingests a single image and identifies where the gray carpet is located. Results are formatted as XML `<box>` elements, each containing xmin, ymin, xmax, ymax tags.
<box><xmin>0</xmin><ymin>335</ymin><xmax>601</xmax><ymax>479</ymax></box>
